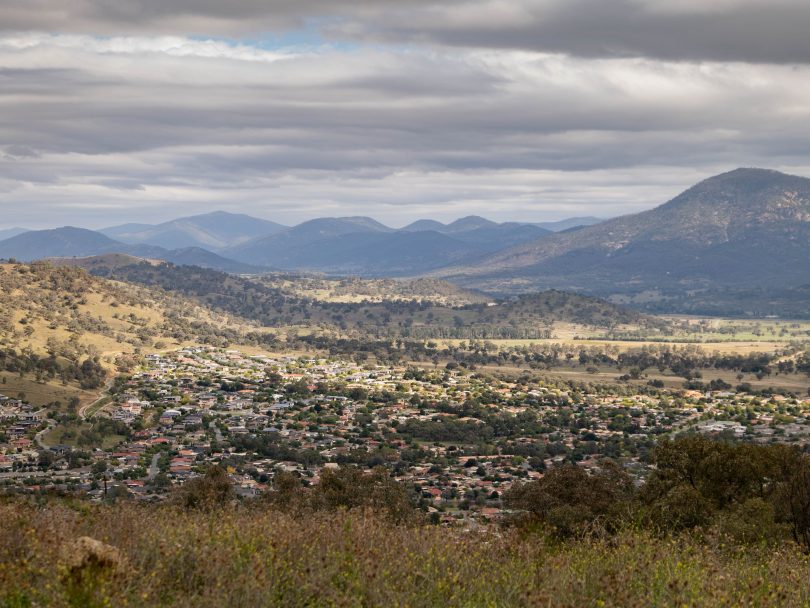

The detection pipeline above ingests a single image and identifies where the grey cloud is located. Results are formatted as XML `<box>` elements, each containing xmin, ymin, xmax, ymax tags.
<box><xmin>1</xmin><ymin>32</ymin><xmax>810</xmax><ymax>227</ymax></box>
<box><xmin>0</xmin><ymin>0</ymin><xmax>432</xmax><ymax>36</ymax></box>
<box><xmin>4</xmin><ymin>1</ymin><xmax>810</xmax><ymax>63</ymax></box>
<box><xmin>349</xmin><ymin>0</ymin><xmax>810</xmax><ymax>64</ymax></box>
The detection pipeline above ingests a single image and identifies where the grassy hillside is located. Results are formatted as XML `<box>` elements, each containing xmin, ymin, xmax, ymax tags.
<box><xmin>0</xmin><ymin>262</ymin><xmax>250</xmax><ymax>359</ymax></box>
<box><xmin>1</xmin><ymin>501</ymin><xmax>809</xmax><ymax>608</ymax></box>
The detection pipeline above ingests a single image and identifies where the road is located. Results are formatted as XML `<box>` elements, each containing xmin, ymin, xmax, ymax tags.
<box><xmin>210</xmin><ymin>420</ymin><xmax>224</xmax><ymax>443</ymax></box>
<box><xmin>78</xmin><ymin>376</ymin><xmax>116</xmax><ymax>420</ymax></box>
<box><xmin>34</xmin><ymin>420</ymin><xmax>55</xmax><ymax>450</ymax></box>
<box><xmin>148</xmin><ymin>452</ymin><xmax>161</xmax><ymax>480</ymax></box>
<box><xmin>32</xmin><ymin>407</ymin><xmax>56</xmax><ymax>450</ymax></box>
<box><xmin>0</xmin><ymin>466</ymin><xmax>91</xmax><ymax>480</ymax></box>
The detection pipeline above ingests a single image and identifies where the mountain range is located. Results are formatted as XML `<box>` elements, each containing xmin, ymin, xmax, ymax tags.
<box><xmin>220</xmin><ymin>217</ymin><xmax>552</xmax><ymax>274</ymax></box>
<box><xmin>436</xmin><ymin>168</ymin><xmax>810</xmax><ymax>315</ymax></box>
<box><xmin>0</xmin><ymin>213</ymin><xmax>570</xmax><ymax>276</ymax></box>
<box><xmin>0</xmin><ymin>168</ymin><xmax>808</xmax><ymax>316</ymax></box>
<box><xmin>101</xmin><ymin>211</ymin><xmax>287</xmax><ymax>250</ymax></box>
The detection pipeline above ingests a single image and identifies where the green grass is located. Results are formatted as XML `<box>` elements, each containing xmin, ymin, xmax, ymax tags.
<box><xmin>83</xmin><ymin>396</ymin><xmax>113</xmax><ymax>419</ymax></box>
<box><xmin>43</xmin><ymin>422</ymin><xmax>125</xmax><ymax>450</ymax></box>
<box><xmin>1</xmin><ymin>501</ymin><xmax>810</xmax><ymax>607</ymax></box>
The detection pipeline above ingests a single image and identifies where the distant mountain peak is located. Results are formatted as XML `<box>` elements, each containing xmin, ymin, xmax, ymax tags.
<box><xmin>714</xmin><ymin>167</ymin><xmax>786</xmax><ymax>179</ymax></box>
<box><xmin>443</xmin><ymin>215</ymin><xmax>498</xmax><ymax>233</ymax></box>
<box><xmin>401</xmin><ymin>219</ymin><xmax>447</xmax><ymax>232</ymax></box>
<box><xmin>433</xmin><ymin>167</ymin><xmax>810</xmax><ymax>315</ymax></box>
<box><xmin>685</xmin><ymin>167</ymin><xmax>803</xmax><ymax>194</ymax></box>
<box><xmin>662</xmin><ymin>167</ymin><xmax>810</xmax><ymax>218</ymax></box>
<box><xmin>102</xmin><ymin>211</ymin><xmax>287</xmax><ymax>251</ymax></box>
<box><xmin>293</xmin><ymin>217</ymin><xmax>393</xmax><ymax>233</ymax></box>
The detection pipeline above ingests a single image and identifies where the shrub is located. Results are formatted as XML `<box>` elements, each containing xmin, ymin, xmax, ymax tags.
<box><xmin>504</xmin><ymin>461</ymin><xmax>635</xmax><ymax>537</ymax></box>
<box><xmin>171</xmin><ymin>466</ymin><xmax>235</xmax><ymax>510</ymax></box>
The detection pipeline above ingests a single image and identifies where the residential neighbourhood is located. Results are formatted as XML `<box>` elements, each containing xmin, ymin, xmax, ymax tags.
<box><xmin>2</xmin><ymin>346</ymin><xmax>810</xmax><ymax>523</ymax></box>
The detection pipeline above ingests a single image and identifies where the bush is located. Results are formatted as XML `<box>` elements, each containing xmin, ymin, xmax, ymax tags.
<box><xmin>714</xmin><ymin>498</ymin><xmax>788</xmax><ymax>546</ymax></box>
<box><xmin>504</xmin><ymin>461</ymin><xmax>634</xmax><ymax>537</ymax></box>
<box><xmin>267</xmin><ymin>466</ymin><xmax>420</xmax><ymax>525</ymax></box>
<box><xmin>172</xmin><ymin>466</ymin><xmax>235</xmax><ymax>510</ymax></box>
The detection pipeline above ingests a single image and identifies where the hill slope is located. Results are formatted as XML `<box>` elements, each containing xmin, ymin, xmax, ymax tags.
<box><xmin>534</xmin><ymin>217</ymin><xmax>604</xmax><ymax>232</ymax></box>
<box><xmin>439</xmin><ymin>169</ymin><xmax>810</xmax><ymax>315</ymax></box>
<box><xmin>85</xmin><ymin>260</ymin><xmax>664</xmax><ymax>340</ymax></box>
<box><xmin>0</xmin><ymin>227</ymin><xmax>28</xmax><ymax>241</ymax></box>
<box><xmin>0</xmin><ymin>227</ymin><xmax>126</xmax><ymax>261</ymax></box>
<box><xmin>0</xmin><ymin>261</ymin><xmax>261</xmax><ymax>372</ymax></box>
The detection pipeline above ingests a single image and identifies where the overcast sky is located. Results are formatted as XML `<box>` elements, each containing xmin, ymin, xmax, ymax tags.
<box><xmin>3</xmin><ymin>0</ymin><xmax>810</xmax><ymax>229</ymax></box>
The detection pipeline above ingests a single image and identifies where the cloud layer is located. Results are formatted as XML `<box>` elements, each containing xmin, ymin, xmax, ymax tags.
<box><xmin>5</xmin><ymin>1</ymin><xmax>810</xmax><ymax>62</ymax></box>
<box><xmin>1</xmin><ymin>2</ymin><xmax>810</xmax><ymax>228</ymax></box>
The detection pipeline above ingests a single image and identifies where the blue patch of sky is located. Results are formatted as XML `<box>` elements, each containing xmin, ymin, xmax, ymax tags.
<box><xmin>191</xmin><ymin>18</ymin><xmax>362</xmax><ymax>53</ymax></box>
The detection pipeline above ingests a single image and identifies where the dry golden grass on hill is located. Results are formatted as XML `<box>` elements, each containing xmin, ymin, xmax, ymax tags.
<box><xmin>0</xmin><ymin>262</ymin><xmax>256</xmax><ymax>359</ymax></box>
<box><xmin>0</xmin><ymin>372</ymin><xmax>98</xmax><ymax>409</ymax></box>
<box><xmin>0</xmin><ymin>262</ymin><xmax>274</xmax><ymax>408</ymax></box>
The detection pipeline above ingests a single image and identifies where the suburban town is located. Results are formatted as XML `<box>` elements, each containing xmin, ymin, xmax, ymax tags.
<box><xmin>2</xmin><ymin>346</ymin><xmax>809</xmax><ymax>524</ymax></box>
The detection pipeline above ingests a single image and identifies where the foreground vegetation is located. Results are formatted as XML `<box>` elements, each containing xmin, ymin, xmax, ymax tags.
<box><xmin>2</xmin><ymin>500</ymin><xmax>810</xmax><ymax>608</ymax></box>
<box><xmin>4</xmin><ymin>436</ymin><xmax>810</xmax><ymax>607</ymax></box>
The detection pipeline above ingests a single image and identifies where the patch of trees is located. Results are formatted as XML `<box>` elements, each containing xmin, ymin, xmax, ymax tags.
<box><xmin>266</xmin><ymin>466</ymin><xmax>421</xmax><ymax>524</ymax></box>
<box><xmin>230</xmin><ymin>435</ymin><xmax>324</xmax><ymax>466</ymax></box>
<box><xmin>69</xmin><ymin>418</ymin><xmax>131</xmax><ymax>447</ymax></box>
<box><xmin>397</xmin><ymin>419</ymin><xmax>495</xmax><ymax>444</ymax></box>
<box><xmin>0</xmin><ymin>349</ymin><xmax>106</xmax><ymax>389</ymax></box>
<box><xmin>399</xmin><ymin>326</ymin><xmax>552</xmax><ymax>340</ymax></box>
<box><xmin>176</xmin><ymin>464</ymin><xmax>421</xmax><ymax>524</ymax></box>
<box><xmin>505</xmin><ymin>436</ymin><xmax>810</xmax><ymax>551</ymax></box>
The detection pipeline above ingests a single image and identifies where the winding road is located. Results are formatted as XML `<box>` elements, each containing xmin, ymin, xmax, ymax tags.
<box><xmin>78</xmin><ymin>376</ymin><xmax>116</xmax><ymax>420</ymax></box>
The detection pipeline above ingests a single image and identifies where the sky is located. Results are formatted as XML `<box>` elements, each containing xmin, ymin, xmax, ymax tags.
<box><xmin>3</xmin><ymin>1</ymin><xmax>810</xmax><ymax>229</ymax></box>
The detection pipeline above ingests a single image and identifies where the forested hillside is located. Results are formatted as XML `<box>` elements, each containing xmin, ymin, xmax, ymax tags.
<box><xmin>82</xmin><ymin>259</ymin><xmax>667</xmax><ymax>339</ymax></box>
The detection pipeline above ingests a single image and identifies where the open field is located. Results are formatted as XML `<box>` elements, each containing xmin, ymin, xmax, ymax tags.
<box><xmin>0</xmin><ymin>372</ymin><xmax>97</xmax><ymax>409</ymax></box>
<box><xmin>435</xmin><ymin>317</ymin><xmax>808</xmax><ymax>353</ymax></box>
<box><xmin>579</xmin><ymin>339</ymin><xmax>787</xmax><ymax>354</ymax></box>
<box><xmin>447</xmin><ymin>361</ymin><xmax>809</xmax><ymax>394</ymax></box>
<box><xmin>43</xmin><ymin>421</ymin><xmax>126</xmax><ymax>450</ymax></box>
<box><xmin>259</xmin><ymin>274</ymin><xmax>490</xmax><ymax>306</ymax></box>
<box><xmin>604</xmin><ymin>316</ymin><xmax>810</xmax><ymax>344</ymax></box>
<box><xmin>534</xmin><ymin>367</ymin><xmax>810</xmax><ymax>394</ymax></box>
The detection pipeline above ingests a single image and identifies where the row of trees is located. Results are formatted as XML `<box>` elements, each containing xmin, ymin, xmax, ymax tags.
<box><xmin>175</xmin><ymin>465</ymin><xmax>419</xmax><ymax>525</ymax></box>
